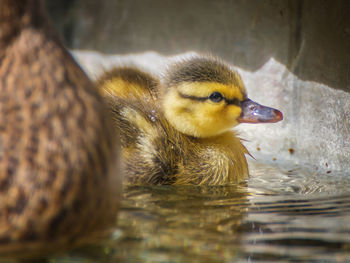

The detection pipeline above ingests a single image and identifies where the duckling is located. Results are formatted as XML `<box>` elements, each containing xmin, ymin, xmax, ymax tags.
<box><xmin>98</xmin><ymin>56</ymin><xmax>282</xmax><ymax>185</ymax></box>
<box><xmin>0</xmin><ymin>0</ymin><xmax>120</xmax><ymax>255</ymax></box>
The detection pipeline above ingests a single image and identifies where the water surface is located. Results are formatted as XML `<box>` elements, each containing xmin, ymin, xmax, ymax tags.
<box><xmin>54</xmin><ymin>161</ymin><xmax>350</xmax><ymax>262</ymax></box>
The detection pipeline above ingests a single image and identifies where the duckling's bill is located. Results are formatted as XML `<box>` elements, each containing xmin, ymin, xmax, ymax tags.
<box><xmin>237</xmin><ymin>99</ymin><xmax>283</xmax><ymax>124</ymax></box>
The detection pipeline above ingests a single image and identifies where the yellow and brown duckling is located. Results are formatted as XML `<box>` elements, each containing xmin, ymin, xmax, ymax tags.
<box><xmin>98</xmin><ymin>56</ymin><xmax>282</xmax><ymax>186</ymax></box>
<box><xmin>0</xmin><ymin>0</ymin><xmax>120</xmax><ymax>256</ymax></box>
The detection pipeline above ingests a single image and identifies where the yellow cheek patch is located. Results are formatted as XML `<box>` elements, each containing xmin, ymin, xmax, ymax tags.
<box><xmin>176</xmin><ymin>82</ymin><xmax>245</xmax><ymax>101</ymax></box>
<box><xmin>225</xmin><ymin>104</ymin><xmax>242</xmax><ymax>122</ymax></box>
<box><xmin>163</xmin><ymin>88</ymin><xmax>243</xmax><ymax>137</ymax></box>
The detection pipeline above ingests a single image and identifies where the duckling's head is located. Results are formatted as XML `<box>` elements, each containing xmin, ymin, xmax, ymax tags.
<box><xmin>162</xmin><ymin>57</ymin><xmax>283</xmax><ymax>138</ymax></box>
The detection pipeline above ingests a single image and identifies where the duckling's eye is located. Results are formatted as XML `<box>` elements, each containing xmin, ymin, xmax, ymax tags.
<box><xmin>209</xmin><ymin>92</ymin><xmax>223</xmax><ymax>103</ymax></box>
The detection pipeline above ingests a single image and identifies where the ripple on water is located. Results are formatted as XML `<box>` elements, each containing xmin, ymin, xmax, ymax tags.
<box><xmin>36</xmin><ymin>161</ymin><xmax>350</xmax><ymax>262</ymax></box>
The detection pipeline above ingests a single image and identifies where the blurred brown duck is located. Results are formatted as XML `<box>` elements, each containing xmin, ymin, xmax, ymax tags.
<box><xmin>98</xmin><ymin>56</ymin><xmax>282</xmax><ymax>185</ymax></box>
<box><xmin>0</xmin><ymin>0</ymin><xmax>120</xmax><ymax>256</ymax></box>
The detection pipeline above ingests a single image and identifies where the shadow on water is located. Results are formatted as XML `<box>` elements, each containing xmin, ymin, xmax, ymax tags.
<box><xmin>42</xmin><ymin>162</ymin><xmax>350</xmax><ymax>262</ymax></box>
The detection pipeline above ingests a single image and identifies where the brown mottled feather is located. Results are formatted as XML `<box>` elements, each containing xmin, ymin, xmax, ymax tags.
<box><xmin>0</xmin><ymin>0</ymin><xmax>120</xmax><ymax>257</ymax></box>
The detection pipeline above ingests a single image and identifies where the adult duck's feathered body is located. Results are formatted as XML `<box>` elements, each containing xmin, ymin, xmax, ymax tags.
<box><xmin>0</xmin><ymin>0</ymin><xmax>120</xmax><ymax>255</ymax></box>
<box><xmin>98</xmin><ymin>56</ymin><xmax>282</xmax><ymax>185</ymax></box>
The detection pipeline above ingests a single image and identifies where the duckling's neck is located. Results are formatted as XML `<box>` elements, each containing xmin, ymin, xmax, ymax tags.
<box><xmin>194</xmin><ymin>131</ymin><xmax>244</xmax><ymax>152</ymax></box>
<box><xmin>0</xmin><ymin>0</ymin><xmax>52</xmax><ymax>53</ymax></box>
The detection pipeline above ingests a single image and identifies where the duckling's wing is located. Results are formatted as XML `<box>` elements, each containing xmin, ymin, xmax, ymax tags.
<box><xmin>98</xmin><ymin>67</ymin><xmax>190</xmax><ymax>185</ymax></box>
<box><xmin>97</xmin><ymin>67</ymin><xmax>161</xmax><ymax>146</ymax></box>
<box><xmin>109</xmin><ymin>96</ymin><xmax>183</xmax><ymax>185</ymax></box>
<box><xmin>97</xmin><ymin>66</ymin><xmax>183</xmax><ymax>184</ymax></box>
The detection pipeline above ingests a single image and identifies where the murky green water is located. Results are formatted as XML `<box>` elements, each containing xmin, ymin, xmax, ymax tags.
<box><xmin>51</xmin><ymin>161</ymin><xmax>350</xmax><ymax>262</ymax></box>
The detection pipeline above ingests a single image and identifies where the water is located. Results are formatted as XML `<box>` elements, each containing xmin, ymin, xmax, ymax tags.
<box><xmin>46</xmin><ymin>160</ymin><xmax>350</xmax><ymax>263</ymax></box>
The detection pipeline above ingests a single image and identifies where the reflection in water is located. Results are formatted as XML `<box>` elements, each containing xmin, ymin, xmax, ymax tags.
<box><xmin>18</xmin><ymin>162</ymin><xmax>350</xmax><ymax>262</ymax></box>
<box><xmin>115</xmin><ymin>185</ymin><xmax>249</xmax><ymax>262</ymax></box>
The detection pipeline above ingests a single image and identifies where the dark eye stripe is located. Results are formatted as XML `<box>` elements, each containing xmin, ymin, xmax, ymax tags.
<box><xmin>178</xmin><ymin>91</ymin><xmax>241</xmax><ymax>106</ymax></box>
<box><xmin>225</xmin><ymin>98</ymin><xmax>241</xmax><ymax>106</ymax></box>
<box><xmin>178</xmin><ymin>92</ymin><xmax>208</xmax><ymax>101</ymax></box>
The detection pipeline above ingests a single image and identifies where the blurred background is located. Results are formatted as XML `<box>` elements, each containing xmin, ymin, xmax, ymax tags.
<box><xmin>46</xmin><ymin>0</ymin><xmax>349</xmax><ymax>92</ymax></box>
<box><xmin>45</xmin><ymin>0</ymin><xmax>350</xmax><ymax>173</ymax></box>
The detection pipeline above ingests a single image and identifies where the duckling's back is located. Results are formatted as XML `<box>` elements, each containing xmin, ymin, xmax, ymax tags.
<box><xmin>0</xmin><ymin>0</ymin><xmax>120</xmax><ymax>256</ymax></box>
<box><xmin>98</xmin><ymin>67</ymin><xmax>181</xmax><ymax>184</ymax></box>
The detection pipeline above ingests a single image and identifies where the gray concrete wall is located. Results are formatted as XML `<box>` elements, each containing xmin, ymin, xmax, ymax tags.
<box><xmin>47</xmin><ymin>0</ymin><xmax>350</xmax><ymax>92</ymax></box>
<box><xmin>46</xmin><ymin>0</ymin><xmax>350</xmax><ymax>174</ymax></box>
